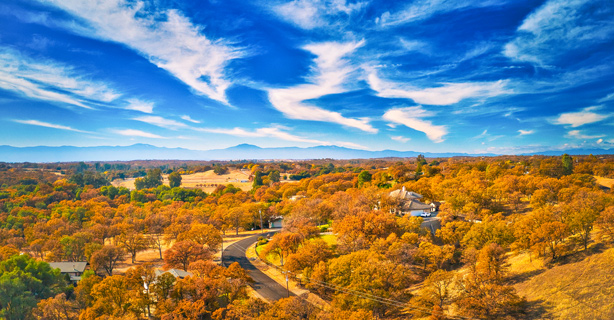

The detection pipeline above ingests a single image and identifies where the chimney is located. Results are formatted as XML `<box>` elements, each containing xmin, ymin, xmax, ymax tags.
<box><xmin>402</xmin><ymin>186</ymin><xmax>406</xmax><ymax>193</ymax></box>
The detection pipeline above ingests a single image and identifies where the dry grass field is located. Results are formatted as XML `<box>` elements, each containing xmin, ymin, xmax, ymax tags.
<box><xmin>111</xmin><ymin>169</ymin><xmax>253</xmax><ymax>192</ymax></box>
<box><xmin>594</xmin><ymin>176</ymin><xmax>614</xmax><ymax>189</ymax></box>
<box><xmin>510</xmin><ymin>247</ymin><xmax>614</xmax><ymax>320</ymax></box>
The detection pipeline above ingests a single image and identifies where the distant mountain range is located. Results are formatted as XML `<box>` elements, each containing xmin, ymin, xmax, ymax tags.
<box><xmin>0</xmin><ymin>144</ymin><xmax>611</xmax><ymax>162</ymax></box>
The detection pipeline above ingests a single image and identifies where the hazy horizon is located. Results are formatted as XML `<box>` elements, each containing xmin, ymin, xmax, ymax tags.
<box><xmin>1</xmin><ymin>0</ymin><xmax>613</xmax><ymax>156</ymax></box>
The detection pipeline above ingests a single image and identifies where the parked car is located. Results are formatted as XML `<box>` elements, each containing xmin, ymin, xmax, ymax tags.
<box><xmin>420</xmin><ymin>211</ymin><xmax>432</xmax><ymax>217</ymax></box>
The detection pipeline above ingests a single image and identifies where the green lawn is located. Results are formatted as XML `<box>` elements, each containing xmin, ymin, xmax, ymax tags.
<box><xmin>318</xmin><ymin>234</ymin><xmax>337</xmax><ymax>246</ymax></box>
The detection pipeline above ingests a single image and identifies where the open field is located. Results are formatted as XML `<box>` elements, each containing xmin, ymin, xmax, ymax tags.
<box><xmin>511</xmin><ymin>247</ymin><xmax>614</xmax><ymax>320</ymax></box>
<box><xmin>594</xmin><ymin>176</ymin><xmax>614</xmax><ymax>189</ymax></box>
<box><xmin>111</xmin><ymin>169</ymin><xmax>253</xmax><ymax>192</ymax></box>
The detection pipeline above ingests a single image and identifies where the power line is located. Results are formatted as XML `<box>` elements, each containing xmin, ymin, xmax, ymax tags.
<box><xmin>227</xmin><ymin>237</ymin><xmax>476</xmax><ymax>319</ymax></box>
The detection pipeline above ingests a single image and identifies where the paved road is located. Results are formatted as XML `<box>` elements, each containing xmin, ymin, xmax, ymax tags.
<box><xmin>222</xmin><ymin>231</ymin><xmax>293</xmax><ymax>301</ymax></box>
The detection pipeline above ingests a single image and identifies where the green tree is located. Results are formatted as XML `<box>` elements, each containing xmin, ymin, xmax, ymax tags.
<box><xmin>252</xmin><ymin>170</ymin><xmax>263</xmax><ymax>189</ymax></box>
<box><xmin>357</xmin><ymin>170</ymin><xmax>372</xmax><ymax>187</ymax></box>
<box><xmin>268</xmin><ymin>170</ymin><xmax>281</xmax><ymax>184</ymax></box>
<box><xmin>0</xmin><ymin>254</ymin><xmax>66</xmax><ymax>320</ymax></box>
<box><xmin>561</xmin><ymin>153</ymin><xmax>573</xmax><ymax>175</ymax></box>
<box><xmin>134</xmin><ymin>168</ymin><xmax>163</xmax><ymax>190</ymax></box>
<box><xmin>168</xmin><ymin>171</ymin><xmax>182</xmax><ymax>188</ymax></box>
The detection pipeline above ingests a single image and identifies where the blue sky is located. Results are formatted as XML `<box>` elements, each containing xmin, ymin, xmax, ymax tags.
<box><xmin>1</xmin><ymin>0</ymin><xmax>613</xmax><ymax>154</ymax></box>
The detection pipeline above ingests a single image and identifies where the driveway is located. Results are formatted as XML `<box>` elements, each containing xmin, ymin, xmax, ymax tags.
<box><xmin>222</xmin><ymin>231</ymin><xmax>293</xmax><ymax>301</ymax></box>
<box><xmin>421</xmin><ymin>212</ymin><xmax>441</xmax><ymax>234</ymax></box>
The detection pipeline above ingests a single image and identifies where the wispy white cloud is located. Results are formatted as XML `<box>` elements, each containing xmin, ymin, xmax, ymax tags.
<box><xmin>42</xmin><ymin>0</ymin><xmax>242</xmax><ymax>104</ymax></box>
<box><xmin>474</xmin><ymin>129</ymin><xmax>488</xmax><ymax>139</ymax></box>
<box><xmin>503</xmin><ymin>0</ymin><xmax>614</xmax><ymax>65</ymax></box>
<box><xmin>180</xmin><ymin>115</ymin><xmax>201</xmax><ymax>124</ymax></box>
<box><xmin>375</xmin><ymin>0</ymin><xmax>505</xmax><ymax>28</ymax></box>
<box><xmin>518</xmin><ymin>129</ymin><xmax>535</xmax><ymax>135</ymax></box>
<box><xmin>382</xmin><ymin>106</ymin><xmax>448</xmax><ymax>143</ymax></box>
<box><xmin>598</xmin><ymin>91</ymin><xmax>614</xmax><ymax>103</ymax></box>
<box><xmin>112</xmin><ymin>129</ymin><xmax>165</xmax><ymax>139</ymax></box>
<box><xmin>0</xmin><ymin>48</ymin><xmax>121</xmax><ymax>109</ymax></box>
<box><xmin>132</xmin><ymin>115</ymin><xmax>187</xmax><ymax>129</ymax></box>
<box><xmin>13</xmin><ymin>119</ymin><xmax>91</xmax><ymax>133</ymax></box>
<box><xmin>367</xmin><ymin>71</ymin><xmax>508</xmax><ymax>105</ymax></box>
<box><xmin>268</xmin><ymin>40</ymin><xmax>377</xmax><ymax>133</ymax></box>
<box><xmin>125</xmin><ymin>99</ymin><xmax>154</xmax><ymax>113</ymax></box>
<box><xmin>271</xmin><ymin>0</ymin><xmax>367</xmax><ymax>30</ymax></box>
<box><xmin>553</xmin><ymin>106</ymin><xmax>610</xmax><ymax>127</ymax></box>
<box><xmin>566</xmin><ymin>130</ymin><xmax>605</xmax><ymax>139</ymax></box>
<box><xmin>391</xmin><ymin>135</ymin><xmax>410</xmax><ymax>143</ymax></box>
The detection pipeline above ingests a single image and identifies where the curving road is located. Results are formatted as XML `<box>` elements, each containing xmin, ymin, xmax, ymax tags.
<box><xmin>222</xmin><ymin>231</ymin><xmax>294</xmax><ymax>301</ymax></box>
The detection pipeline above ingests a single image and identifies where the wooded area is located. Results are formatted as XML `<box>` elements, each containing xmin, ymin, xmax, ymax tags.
<box><xmin>1</xmin><ymin>154</ymin><xmax>613</xmax><ymax>319</ymax></box>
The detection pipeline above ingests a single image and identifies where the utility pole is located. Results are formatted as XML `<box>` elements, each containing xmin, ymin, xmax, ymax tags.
<box><xmin>285</xmin><ymin>271</ymin><xmax>290</xmax><ymax>297</ymax></box>
<box><xmin>259</xmin><ymin>209</ymin><xmax>264</xmax><ymax>234</ymax></box>
<box><xmin>220</xmin><ymin>237</ymin><xmax>224</xmax><ymax>266</ymax></box>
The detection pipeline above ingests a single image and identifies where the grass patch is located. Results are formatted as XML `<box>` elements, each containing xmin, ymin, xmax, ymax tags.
<box><xmin>255</xmin><ymin>242</ymin><xmax>282</xmax><ymax>266</ymax></box>
<box><xmin>318</xmin><ymin>234</ymin><xmax>337</xmax><ymax>246</ymax></box>
<box><xmin>256</xmin><ymin>233</ymin><xmax>338</xmax><ymax>266</ymax></box>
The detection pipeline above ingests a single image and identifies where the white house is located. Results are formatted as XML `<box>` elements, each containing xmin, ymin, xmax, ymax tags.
<box><xmin>269</xmin><ymin>216</ymin><xmax>283</xmax><ymax>228</ymax></box>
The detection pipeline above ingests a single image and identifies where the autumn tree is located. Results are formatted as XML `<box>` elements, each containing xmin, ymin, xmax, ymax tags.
<box><xmin>211</xmin><ymin>298</ymin><xmax>269</xmax><ymax>320</ymax></box>
<box><xmin>260</xmin><ymin>232</ymin><xmax>302</xmax><ymax>266</ymax></box>
<box><xmin>454</xmin><ymin>244</ymin><xmax>525</xmax><ymax>319</ymax></box>
<box><xmin>81</xmin><ymin>275</ymin><xmax>133</xmax><ymax>319</ymax></box>
<box><xmin>408</xmin><ymin>270</ymin><xmax>454</xmax><ymax>317</ymax></box>
<box><xmin>89</xmin><ymin>245</ymin><xmax>126</xmax><ymax>276</ymax></box>
<box><xmin>164</xmin><ymin>240</ymin><xmax>212</xmax><ymax>271</ymax></box>
<box><xmin>436</xmin><ymin>220</ymin><xmax>471</xmax><ymax>247</ymax></box>
<box><xmin>326</xmin><ymin>250</ymin><xmax>415</xmax><ymax>317</ymax></box>
<box><xmin>224</xmin><ymin>262</ymin><xmax>254</xmax><ymax>302</ymax></box>
<box><xmin>74</xmin><ymin>271</ymin><xmax>101</xmax><ymax>310</ymax></box>
<box><xmin>285</xmin><ymin>239</ymin><xmax>333</xmax><ymax>274</ymax></box>
<box><xmin>335</xmin><ymin>211</ymin><xmax>398</xmax><ymax>253</ymax></box>
<box><xmin>116</xmin><ymin>229</ymin><xmax>151</xmax><ymax>264</ymax></box>
<box><xmin>177</xmin><ymin>223</ymin><xmax>222</xmax><ymax>251</ymax></box>
<box><xmin>530</xmin><ymin>220</ymin><xmax>569</xmax><ymax>260</ymax></box>
<box><xmin>415</xmin><ymin>242</ymin><xmax>455</xmax><ymax>272</ymax></box>
<box><xmin>596</xmin><ymin>206</ymin><xmax>614</xmax><ymax>243</ymax></box>
<box><xmin>32</xmin><ymin>293</ymin><xmax>79</xmax><ymax>320</ymax></box>
<box><xmin>259</xmin><ymin>297</ymin><xmax>318</xmax><ymax>319</ymax></box>
<box><xmin>564</xmin><ymin>189</ymin><xmax>604</xmax><ymax>250</ymax></box>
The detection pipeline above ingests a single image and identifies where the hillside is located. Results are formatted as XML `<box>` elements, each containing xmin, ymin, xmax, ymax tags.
<box><xmin>510</xmin><ymin>248</ymin><xmax>614</xmax><ymax>319</ymax></box>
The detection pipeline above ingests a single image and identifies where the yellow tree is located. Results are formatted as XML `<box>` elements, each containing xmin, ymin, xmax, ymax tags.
<box><xmin>178</xmin><ymin>223</ymin><xmax>223</xmax><ymax>252</ymax></box>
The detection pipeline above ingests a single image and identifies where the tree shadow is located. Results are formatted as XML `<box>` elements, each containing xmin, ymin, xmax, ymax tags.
<box><xmin>524</xmin><ymin>299</ymin><xmax>552</xmax><ymax>319</ymax></box>
<box><xmin>550</xmin><ymin>242</ymin><xmax>607</xmax><ymax>267</ymax></box>
<box><xmin>508</xmin><ymin>267</ymin><xmax>546</xmax><ymax>285</ymax></box>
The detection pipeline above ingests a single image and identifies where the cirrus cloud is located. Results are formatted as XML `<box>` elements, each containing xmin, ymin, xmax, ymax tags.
<box><xmin>42</xmin><ymin>0</ymin><xmax>243</xmax><ymax>104</ymax></box>
<box><xmin>553</xmin><ymin>106</ymin><xmax>610</xmax><ymax>127</ymax></box>
<box><xmin>112</xmin><ymin>129</ymin><xmax>165</xmax><ymax>139</ymax></box>
<box><xmin>367</xmin><ymin>72</ymin><xmax>509</xmax><ymax>105</ymax></box>
<box><xmin>382</xmin><ymin>106</ymin><xmax>448</xmax><ymax>143</ymax></box>
<box><xmin>267</xmin><ymin>40</ymin><xmax>377</xmax><ymax>133</ymax></box>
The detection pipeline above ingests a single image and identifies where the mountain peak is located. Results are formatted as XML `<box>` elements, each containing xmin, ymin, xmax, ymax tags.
<box><xmin>229</xmin><ymin>144</ymin><xmax>262</xmax><ymax>150</ymax></box>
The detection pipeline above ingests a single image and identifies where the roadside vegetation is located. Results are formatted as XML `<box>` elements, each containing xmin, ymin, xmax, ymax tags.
<box><xmin>1</xmin><ymin>154</ymin><xmax>613</xmax><ymax>319</ymax></box>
